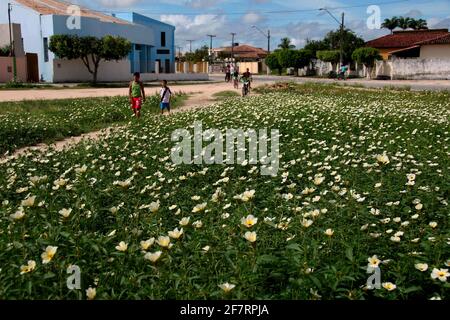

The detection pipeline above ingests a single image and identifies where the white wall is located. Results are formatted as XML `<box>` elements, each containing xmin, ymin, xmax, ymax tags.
<box><xmin>376</xmin><ymin>58</ymin><xmax>450</xmax><ymax>80</ymax></box>
<box><xmin>53</xmin><ymin>58</ymin><xmax>208</xmax><ymax>82</ymax></box>
<box><xmin>420</xmin><ymin>45</ymin><xmax>450</xmax><ymax>59</ymax></box>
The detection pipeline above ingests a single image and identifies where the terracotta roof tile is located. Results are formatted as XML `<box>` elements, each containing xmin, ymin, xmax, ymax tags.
<box><xmin>366</xmin><ymin>29</ymin><xmax>449</xmax><ymax>48</ymax></box>
<box><xmin>14</xmin><ymin>0</ymin><xmax>128</xmax><ymax>24</ymax></box>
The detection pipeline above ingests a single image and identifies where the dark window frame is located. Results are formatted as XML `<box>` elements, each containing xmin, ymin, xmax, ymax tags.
<box><xmin>161</xmin><ymin>32</ymin><xmax>166</xmax><ymax>47</ymax></box>
<box><xmin>43</xmin><ymin>37</ymin><xmax>49</xmax><ymax>62</ymax></box>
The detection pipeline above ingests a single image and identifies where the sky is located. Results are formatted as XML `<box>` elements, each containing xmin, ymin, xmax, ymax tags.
<box><xmin>74</xmin><ymin>0</ymin><xmax>450</xmax><ymax>52</ymax></box>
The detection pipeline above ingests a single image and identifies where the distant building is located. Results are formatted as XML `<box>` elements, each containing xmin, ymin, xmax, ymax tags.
<box><xmin>366</xmin><ymin>29</ymin><xmax>450</xmax><ymax>60</ymax></box>
<box><xmin>212</xmin><ymin>44</ymin><xmax>268</xmax><ymax>61</ymax></box>
<box><xmin>0</xmin><ymin>0</ymin><xmax>175</xmax><ymax>82</ymax></box>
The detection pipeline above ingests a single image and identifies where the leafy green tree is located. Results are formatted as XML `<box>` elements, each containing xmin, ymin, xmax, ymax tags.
<box><xmin>49</xmin><ymin>35</ymin><xmax>131</xmax><ymax>84</ymax></box>
<box><xmin>304</xmin><ymin>39</ymin><xmax>329</xmax><ymax>59</ymax></box>
<box><xmin>321</xmin><ymin>29</ymin><xmax>365</xmax><ymax>64</ymax></box>
<box><xmin>352</xmin><ymin>47</ymin><xmax>382</xmax><ymax>79</ymax></box>
<box><xmin>408</xmin><ymin>18</ymin><xmax>428</xmax><ymax>30</ymax></box>
<box><xmin>0</xmin><ymin>45</ymin><xmax>11</xmax><ymax>57</ymax></box>
<box><xmin>278</xmin><ymin>37</ymin><xmax>296</xmax><ymax>50</ymax></box>
<box><xmin>185</xmin><ymin>45</ymin><xmax>210</xmax><ymax>63</ymax></box>
<box><xmin>316</xmin><ymin>50</ymin><xmax>341</xmax><ymax>71</ymax></box>
<box><xmin>265</xmin><ymin>51</ymin><xmax>282</xmax><ymax>75</ymax></box>
<box><xmin>382</xmin><ymin>17</ymin><xmax>399</xmax><ymax>34</ymax></box>
<box><xmin>398</xmin><ymin>17</ymin><xmax>412</xmax><ymax>30</ymax></box>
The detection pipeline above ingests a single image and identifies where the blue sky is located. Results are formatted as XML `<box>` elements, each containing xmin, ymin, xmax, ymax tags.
<box><xmin>76</xmin><ymin>0</ymin><xmax>450</xmax><ymax>52</ymax></box>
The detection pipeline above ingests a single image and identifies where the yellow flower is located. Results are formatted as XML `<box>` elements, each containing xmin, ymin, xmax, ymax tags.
<box><xmin>301</xmin><ymin>219</ymin><xmax>313</xmax><ymax>228</ymax></box>
<box><xmin>376</xmin><ymin>154</ymin><xmax>390</xmax><ymax>165</ymax></box>
<box><xmin>41</xmin><ymin>246</ymin><xmax>58</xmax><ymax>264</ymax></box>
<box><xmin>324</xmin><ymin>228</ymin><xmax>334</xmax><ymax>237</ymax></box>
<box><xmin>192</xmin><ymin>203</ymin><xmax>207</xmax><ymax>213</ymax></box>
<box><xmin>415</xmin><ymin>263</ymin><xmax>428</xmax><ymax>272</ymax></box>
<box><xmin>168</xmin><ymin>228</ymin><xmax>184</xmax><ymax>239</ymax></box>
<box><xmin>431</xmin><ymin>268</ymin><xmax>449</xmax><ymax>282</ymax></box>
<box><xmin>244</xmin><ymin>231</ymin><xmax>257</xmax><ymax>243</ymax></box>
<box><xmin>156</xmin><ymin>236</ymin><xmax>171</xmax><ymax>248</ymax></box>
<box><xmin>59</xmin><ymin>208</ymin><xmax>72</xmax><ymax>218</ymax></box>
<box><xmin>313</xmin><ymin>176</ymin><xmax>325</xmax><ymax>185</ymax></box>
<box><xmin>382</xmin><ymin>282</ymin><xmax>397</xmax><ymax>291</ymax></box>
<box><xmin>241</xmin><ymin>215</ymin><xmax>258</xmax><ymax>228</ymax></box>
<box><xmin>144</xmin><ymin>251</ymin><xmax>162</xmax><ymax>263</ymax></box>
<box><xmin>115</xmin><ymin>241</ymin><xmax>128</xmax><ymax>252</ymax></box>
<box><xmin>140</xmin><ymin>238</ymin><xmax>155</xmax><ymax>251</ymax></box>
<box><xmin>179</xmin><ymin>217</ymin><xmax>190</xmax><ymax>226</ymax></box>
<box><xmin>86</xmin><ymin>287</ymin><xmax>96</xmax><ymax>300</ymax></box>
<box><xmin>10</xmin><ymin>208</ymin><xmax>25</xmax><ymax>220</ymax></box>
<box><xmin>21</xmin><ymin>196</ymin><xmax>36</xmax><ymax>207</ymax></box>
<box><xmin>20</xmin><ymin>260</ymin><xmax>36</xmax><ymax>275</ymax></box>
<box><xmin>218</xmin><ymin>282</ymin><xmax>236</xmax><ymax>293</ymax></box>
<box><xmin>367</xmin><ymin>255</ymin><xmax>381</xmax><ymax>268</ymax></box>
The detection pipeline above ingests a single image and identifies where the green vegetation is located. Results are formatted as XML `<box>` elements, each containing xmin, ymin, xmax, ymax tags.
<box><xmin>0</xmin><ymin>84</ymin><xmax>448</xmax><ymax>299</ymax></box>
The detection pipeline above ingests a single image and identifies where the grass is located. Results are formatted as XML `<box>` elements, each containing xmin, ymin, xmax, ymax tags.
<box><xmin>0</xmin><ymin>93</ymin><xmax>188</xmax><ymax>155</ymax></box>
<box><xmin>0</xmin><ymin>84</ymin><xmax>449</xmax><ymax>300</ymax></box>
<box><xmin>212</xmin><ymin>90</ymin><xmax>241</xmax><ymax>100</ymax></box>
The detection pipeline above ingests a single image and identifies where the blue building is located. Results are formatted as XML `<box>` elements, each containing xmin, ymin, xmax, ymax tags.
<box><xmin>0</xmin><ymin>0</ymin><xmax>175</xmax><ymax>82</ymax></box>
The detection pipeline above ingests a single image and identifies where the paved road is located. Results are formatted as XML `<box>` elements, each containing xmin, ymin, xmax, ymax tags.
<box><xmin>210</xmin><ymin>74</ymin><xmax>450</xmax><ymax>92</ymax></box>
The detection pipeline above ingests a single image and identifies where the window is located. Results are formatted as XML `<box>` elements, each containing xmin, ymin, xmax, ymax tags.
<box><xmin>157</xmin><ymin>49</ymin><xmax>170</xmax><ymax>55</ymax></box>
<box><xmin>161</xmin><ymin>32</ymin><xmax>166</xmax><ymax>47</ymax></box>
<box><xmin>43</xmin><ymin>37</ymin><xmax>49</xmax><ymax>62</ymax></box>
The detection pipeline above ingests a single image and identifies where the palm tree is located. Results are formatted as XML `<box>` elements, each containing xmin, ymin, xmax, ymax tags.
<box><xmin>278</xmin><ymin>37</ymin><xmax>296</xmax><ymax>50</ymax></box>
<box><xmin>411</xmin><ymin>18</ymin><xmax>428</xmax><ymax>30</ymax></box>
<box><xmin>381</xmin><ymin>17</ymin><xmax>399</xmax><ymax>34</ymax></box>
<box><xmin>398</xmin><ymin>16</ymin><xmax>412</xmax><ymax>30</ymax></box>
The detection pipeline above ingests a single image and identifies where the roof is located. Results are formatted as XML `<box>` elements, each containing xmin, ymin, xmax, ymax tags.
<box><xmin>416</xmin><ymin>33</ymin><xmax>450</xmax><ymax>45</ymax></box>
<box><xmin>366</xmin><ymin>29</ymin><xmax>449</xmax><ymax>48</ymax></box>
<box><xmin>214</xmin><ymin>44</ymin><xmax>268</xmax><ymax>59</ymax></box>
<box><xmin>14</xmin><ymin>0</ymin><xmax>129</xmax><ymax>24</ymax></box>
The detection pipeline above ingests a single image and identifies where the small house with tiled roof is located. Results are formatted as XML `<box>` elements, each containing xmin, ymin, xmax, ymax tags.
<box><xmin>366</xmin><ymin>29</ymin><xmax>450</xmax><ymax>60</ymax></box>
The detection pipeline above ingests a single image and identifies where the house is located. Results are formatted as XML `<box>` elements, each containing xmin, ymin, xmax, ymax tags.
<box><xmin>366</xmin><ymin>29</ymin><xmax>450</xmax><ymax>60</ymax></box>
<box><xmin>366</xmin><ymin>29</ymin><xmax>450</xmax><ymax>80</ymax></box>
<box><xmin>212</xmin><ymin>44</ymin><xmax>268</xmax><ymax>61</ymax></box>
<box><xmin>0</xmin><ymin>0</ymin><xmax>175</xmax><ymax>82</ymax></box>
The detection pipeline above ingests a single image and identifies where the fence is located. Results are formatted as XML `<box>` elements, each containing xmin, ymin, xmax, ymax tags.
<box><xmin>176</xmin><ymin>61</ymin><xmax>208</xmax><ymax>74</ymax></box>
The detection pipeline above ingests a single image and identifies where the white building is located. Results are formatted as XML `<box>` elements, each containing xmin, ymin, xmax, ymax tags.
<box><xmin>0</xmin><ymin>0</ymin><xmax>176</xmax><ymax>82</ymax></box>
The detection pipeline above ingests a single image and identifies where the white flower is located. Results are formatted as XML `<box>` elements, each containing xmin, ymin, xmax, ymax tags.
<box><xmin>140</xmin><ymin>238</ymin><xmax>155</xmax><ymax>251</ymax></box>
<box><xmin>376</xmin><ymin>154</ymin><xmax>389</xmax><ymax>164</ymax></box>
<box><xmin>115</xmin><ymin>241</ymin><xmax>128</xmax><ymax>252</ymax></box>
<box><xmin>382</xmin><ymin>282</ymin><xmax>396</xmax><ymax>291</ymax></box>
<box><xmin>179</xmin><ymin>217</ymin><xmax>190</xmax><ymax>226</ymax></box>
<box><xmin>244</xmin><ymin>231</ymin><xmax>257</xmax><ymax>243</ymax></box>
<box><xmin>168</xmin><ymin>228</ymin><xmax>184</xmax><ymax>239</ymax></box>
<box><xmin>324</xmin><ymin>229</ymin><xmax>334</xmax><ymax>237</ymax></box>
<box><xmin>144</xmin><ymin>251</ymin><xmax>162</xmax><ymax>263</ymax></box>
<box><xmin>20</xmin><ymin>260</ymin><xmax>36</xmax><ymax>274</ymax></box>
<box><xmin>301</xmin><ymin>219</ymin><xmax>313</xmax><ymax>228</ymax></box>
<box><xmin>218</xmin><ymin>282</ymin><xmax>235</xmax><ymax>293</ymax></box>
<box><xmin>149</xmin><ymin>200</ymin><xmax>160</xmax><ymax>213</ymax></box>
<box><xmin>59</xmin><ymin>208</ymin><xmax>72</xmax><ymax>218</ymax></box>
<box><xmin>367</xmin><ymin>255</ymin><xmax>381</xmax><ymax>269</ymax></box>
<box><xmin>86</xmin><ymin>287</ymin><xmax>96</xmax><ymax>300</ymax></box>
<box><xmin>192</xmin><ymin>220</ymin><xmax>203</xmax><ymax>228</ymax></box>
<box><xmin>431</xmin><ymin>268</ymin><xmax>449</xmax><ymax>282</ymax></box>
<box><xmin>21</xmin><ymin>196</ymin><xmax>36</xmax><ymax>207</ymax></box>
<box><xmin>192</xmin><ymin>203</ymin><xmax>207</xmax><ymax>213</ymax></box>
<box><xmin>41</xmin><ymin>246</ymin><xmax>58</xmax><ymax>264</ymax></box>
<box><xmin>10</xmin><ymin>208</ymin><xmax>25</xmax><ymax>220</ymax></box>
<box><xmin>202</xmin><ymin>246</ymin><xmax>210</xmax><ymax>253</ymax></box>
<box><xmin>415</xmin><ymin>263</ymin><xmax>428</xmax><ymax>272</ymax></box>
<box><xmin>241</xmin><ymin>215</ymin><xmax>258</xmax><ymax>228</ymax></box>
<box><xmin>429</xmin><ymin>222</ymin><xmax>437</xmax><ymax>229</ymax></box>
<box><xmin>156</xmin><ymin>236</ymin><xmax>171</xmax><ymax>248</ymax></box>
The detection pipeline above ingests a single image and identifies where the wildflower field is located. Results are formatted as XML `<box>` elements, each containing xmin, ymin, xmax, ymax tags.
<box><xmin>0</xmin><ymin>84</ymin><xmax>448</xmax><ymax>300</ymax></box>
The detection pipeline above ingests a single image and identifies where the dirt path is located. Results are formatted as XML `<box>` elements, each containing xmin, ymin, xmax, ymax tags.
<box><xmin>2</xmin><ymin>81</ymin><xmax>263</xmax><ymax>160</ymax></box>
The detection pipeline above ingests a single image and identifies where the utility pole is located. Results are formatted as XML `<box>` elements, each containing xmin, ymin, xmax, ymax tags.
<box><xmin>230</xmin><ymin>33</ymin><xmax>236</xmax><ymax>63</ymax></box>
<box><xmin>252</xmin><ymin>25</ymin><xmax>271</xmax><ymax>53</ymax></box>
<box><xmin>8</xmin><ymin>3</ymin><xmax>17</xmax><ymax>82</ymax></box>
<box><xmin>186</xmin><ymin>40</ymin><xmax>194</xmax><ymax>53</ymax></box>
<box><xmin>207</xmin><ymin>34</ymin><xmax>216</xmax><ymax>74</ymax></box>
<box><xmin>320</xmin><ymin>8</ymin><xmax>345</xmax><ymax>68</ymax></box>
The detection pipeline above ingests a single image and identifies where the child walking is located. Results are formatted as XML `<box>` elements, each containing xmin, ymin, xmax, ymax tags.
<box><xmin>129</xmin><ymin>72</ymin><xmax>146</xmax><ymax>118</ymax></box>
<box><xmin>160</xmin><ymin>80</ymin><xmax>172</xmax><ymax>114</ymax></box>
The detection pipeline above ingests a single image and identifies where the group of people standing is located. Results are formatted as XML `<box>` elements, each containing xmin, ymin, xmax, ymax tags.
<box><xmin>224</xmin><ymin>64</ymin><xmax>253</xmax><ymax>95</ymax></box>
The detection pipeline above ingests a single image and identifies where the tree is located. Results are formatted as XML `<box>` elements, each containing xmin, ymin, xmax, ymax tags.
<box><xmin>265</xmin><ymin>51</ymin><xmax>282</xmax><ymax>75</ymax></box>
<box><xmin>322</xmin><ymin>29</ymin><xmax>365</xmax><ymax>64</ymax></box>
<box><xmin>0</xmin><ymin>45</ymin><xmax>11</xmax><ymax>57</ymax></box>
<box><xmin>352</xmin><ymin>47</ymin><xmax>381</xmax><ymax>79</ymax></box>
<box><xmin>278</xmin><ymin>37</ymin><xmax>296</xmax><ymax>50</ymax></box>
<box><xmin>316</xmin><ymin>50</ymin><xmax>341</xmax><ymax>71</ymax></box>
<box><xmin>49</xmin><ymin>35</ymin><xmax>131</xmax><ymax>84</ymax></box>
<box><xmin>398</xmin><ymin>17</ymin><xmax>412</xmax><ymax>30</ymax></box>
<box><xmin>409</xmin><ymin>18</ymin><xmax>428</xmax><ymax>30</ymax></box>
<box><xmin>382</xmin><ymin>17</ymin><xmax>399</xmax><ymax>34</ymax></box>
<box><xmin>185</xmin><ymin>45</ymin><xmax>209</xmax><ymax>63</ymax></box>
<box><xmin>304</xmin><ymin>39</ymin><xmax>329</xmax><ymax>59</ymax></box>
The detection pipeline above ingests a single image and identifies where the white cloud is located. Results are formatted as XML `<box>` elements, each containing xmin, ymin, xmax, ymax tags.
<box><xmin>243</xmin><ymin>12</ymin><xmax>264</xmax><ymax>24</ymax></box>
<box><xmin>184</xmin><ymin>0</ymin><xmax>220</xmax><ymax>8</ymax></box>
